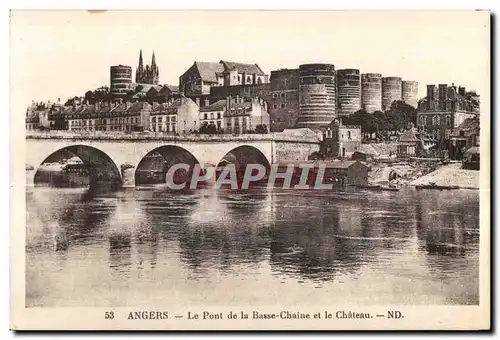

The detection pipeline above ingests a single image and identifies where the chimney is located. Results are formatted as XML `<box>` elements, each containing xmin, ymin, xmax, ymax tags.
<box><xmin>153</xmin><ymin>102</ymin><xmax>159</xmax><ymax>109</ymax></box>
<box><xmin>226</xmin><ymin>96</ymin><xmax>231</xmax><ymax>112</ymax></box>
<box><xmin>204</xmin><ymin>98</ymin><xmax>210</xmax><ymax>107</ymax></box>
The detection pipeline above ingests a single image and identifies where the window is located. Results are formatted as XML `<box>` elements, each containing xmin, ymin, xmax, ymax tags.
<box><xmin>280</xmin><ymin>103</ymin><xmax>286</xmax><ymax>108</ymax></box>
<box><xmin>158</xmin><ymin>117</ymin><xmax>163</xmax><ymax>123</ymax></box>
<box><xmin>281</xmin><ymin>92</ymin><xmax>286</xmax><ymax>98</ymax></box>
<box><xmin>273</xmin><ymin>93</ymin><xmax>278</xmax><ymax>99</ymax></box>
<box><xmin>217</xmin><ymin>112</ymin><xmax>221</xmax><ymax>119</ymax></box>
<box><xmin>247</xmin><ymin>76</ymin><xmax>251</xmax><ymax>83</ymax></box>
<box><xmin>348</xmin><ymin>131</ymin><xmax>351</xmax><ymax>140</ymax></box>
<box><xmin>152</xmin><ymin>117</ymin><xmax>156</xmax><ymax>123</ymax></box>
<box><xmin>210</xmin><ymin>112</ymin><xmax>214</xmax><ymax>119</ymax></box>
<box><xmin>238</xmin><ymin>75</ymin><xmax>241</xmax><ymax>83</ymax></box>
<box><xmin>257</xmin><ymin>78</ymin><xmax>262</xmax><ymax>84</ymax></box>
<box><xmin>217</xmin><ymin>121</ymin><xmax>221</xmax><ymax>129</ymax></box>
<box><xmin>420</xmin><ymin>115</ymin><xmax>427</xmax><ymax>126</ymax></box>
<box><xmin>446</xmin><ymin>115</ymin><xmax>451</xmax><ymax>126</ymax></box>
<box><xmin>432</xmin><ymin>115</ymin><xmax>440</xmax><ymax>126</ymax></box>
<box><xmin>204</xmin><ymin>113</ymin><xmax>207</xmax><ymax>120</ymax></box>
<box><xmin>273</xmin><ymin>104</ymin><xmax>278</xmax><ymax>109</ymax></box>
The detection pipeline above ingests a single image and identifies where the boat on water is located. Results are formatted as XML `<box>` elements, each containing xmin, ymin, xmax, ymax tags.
<box><xmin>356</xmin><ymin>184</ymin><xmax>399</xmax><ymax>192</ymax></box>
<box><xmin>380</xmin><ymin>186</ymin><xmax>400</xmax><ymax>192</ymax></box>
<box><xmin>415</xmin><ymin>182</ymin><xmax>459</xmax><ymax>190</ymax></box>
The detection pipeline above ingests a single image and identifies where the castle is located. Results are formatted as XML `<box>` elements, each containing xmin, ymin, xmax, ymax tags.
<box><xmin>135</xmin><ymin>50</ymin><xmax>159</xmax><ymax>85</ymax></box>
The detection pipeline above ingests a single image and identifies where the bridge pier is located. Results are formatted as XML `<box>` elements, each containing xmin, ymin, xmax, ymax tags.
<box><xmin>26</xmin><ymin>169</ymin><xmax>35</xmax><ymax>187</ymax></box>
<box><xmin>121</xmin><ymin>164</ymin><xmax>136</xmax><ymax>188</ymax></box>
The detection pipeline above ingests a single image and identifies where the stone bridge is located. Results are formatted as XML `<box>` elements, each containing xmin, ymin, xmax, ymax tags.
<box><xmin>26</xmin><ymin>131</ymin><xmax>321</xmax><ymax>187</ymax></box>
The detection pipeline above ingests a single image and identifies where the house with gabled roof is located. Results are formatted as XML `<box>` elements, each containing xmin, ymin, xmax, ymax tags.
<box><xmin>179</xmin><ymin>60</ymin><xmax>269</xmax><ymax>97</ymax></box>
<box><xmin>397</xmin><ymin>126</ymin><xmax>426</xmax><ymax>157</ymax></box>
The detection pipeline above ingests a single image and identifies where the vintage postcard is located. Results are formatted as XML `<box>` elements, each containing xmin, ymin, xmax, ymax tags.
<box><xmin>10</xmin><ymin>10</ymin><xmax>490</xmax><ymax>331</ymax></box>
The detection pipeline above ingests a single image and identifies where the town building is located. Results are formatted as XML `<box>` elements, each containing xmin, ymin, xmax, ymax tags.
<box><xmin>275</xmin><ymin>160</ymin><xmax>369</xmax><ymax>188</ymax></box>
<box><xmin>223</xmin><ymin>96</ymin><xmax>269</xmax><ymax>134</ymax></box>
<box><xmin>26</xmin><ymin>100</ymin><xmax>65</xmax><ymax>130</ymax></box>
<box><xmin>149</xmin><ymin>97</ymin><xmax>199</xmax><ymax>134</ymax></box>
<box><xmin>199</xmin><ymin>99</ymin><xmax>225</xmax><ymax>132</ymax></box>
<box><xmin>129</xmin><ymin>83</ymin><xmax>181</xmax><ymax>103</ymax></box>
<box><xmin>65</xmin><ymin>101</ymin><xmax>152</xmax><ymax>132</ymax></box>
<box><xmin>179</xmin><ymin>60</ymin><xmax>269</xmax><ymax>98</ymax></box>
<box><xmin>321</xmin><ymin>119</ymin><xmax>362</xmax><ymax>159</ymax></box>
<box><xmin>135</xmin><ymin>50</ymin><xmax>159</xmax><ymax>85</ymax></box>
<box><xmin>397</xmin><ymin>127</ymin><xmax>423</xmax><ymax>157</ymax></box>
<box><xmin>449</xmin><ymin>116</ymin><xmax>480</xmax><ymax>160</ymax></box>
<box><xmin>416</xmin><ymin>84</ymin><xmax>479</xmax><ymax>144</ymax></box>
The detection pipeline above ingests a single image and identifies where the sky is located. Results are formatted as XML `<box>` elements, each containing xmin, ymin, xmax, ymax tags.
<box><xmin>10</xmin><ymin>10</ymin><xmax>490</xmax><ymax>109</ymax></box>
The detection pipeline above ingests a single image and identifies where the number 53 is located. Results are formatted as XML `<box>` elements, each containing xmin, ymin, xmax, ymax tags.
<box><xmin>105</xmin><ymin>311</ymin><xmax>115</xmax><ymax>319</ymax></box>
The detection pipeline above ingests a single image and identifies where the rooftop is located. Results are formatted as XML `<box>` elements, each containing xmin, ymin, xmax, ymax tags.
<box><xmin>399</xmin><ymin>128</ymin><xmax>421</xmax><ymax>143</ymax></box>
<box><xmin>194</xmin><ymin>60</ymin><xmax>266</xmax><ymax>83</ymax></box>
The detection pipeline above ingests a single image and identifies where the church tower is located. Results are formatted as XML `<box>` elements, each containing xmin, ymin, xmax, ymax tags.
<box><xmin>135</xmin><ymin>50</ymin><xmax>144</xmax><ymax>83</ymax></box>
<box><xmin>135</xmin><ymin>50</ymin><xmax>159</xmax><ymax>85</ymax></box>
<box><xmin>150</xmin><ymin>51</ymin><xmax>159</xmax><ymax>85</ymax></box>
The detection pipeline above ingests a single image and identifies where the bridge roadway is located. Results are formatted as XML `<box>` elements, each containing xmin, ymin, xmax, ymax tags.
<box><xmin>25</xmin><ymin>131</ymin><xmax>321</xmax><ymax>187</ymax></box>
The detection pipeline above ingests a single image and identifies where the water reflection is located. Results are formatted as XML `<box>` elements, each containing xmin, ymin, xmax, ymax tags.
<box><xmin>26</xmin><ymin>186</ymin><xmax>480</xmax><ymax>307</ymax></box>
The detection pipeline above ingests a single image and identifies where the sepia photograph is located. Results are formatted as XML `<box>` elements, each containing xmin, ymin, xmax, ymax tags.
<box><xmin>10</xmin><ymin>9</ymin><xmax>490</xmax><ymax>330</ymax></box>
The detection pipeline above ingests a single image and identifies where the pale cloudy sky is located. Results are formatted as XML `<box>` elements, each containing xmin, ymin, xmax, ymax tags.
<box><xmin>11</xmin><ymin>10</ymin><xmax>490</xmax><ymax>108</ymax></box>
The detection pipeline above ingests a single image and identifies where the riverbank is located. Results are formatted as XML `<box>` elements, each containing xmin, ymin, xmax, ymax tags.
<box><xmin>368</xmin><ymin>160</ymin><xmax>479</xmax><ymax>189</ymax></box>
<box><xmin>410</xmin><ymin>163</ymin><xmax>479</xmax><ymax>189</ymax></box>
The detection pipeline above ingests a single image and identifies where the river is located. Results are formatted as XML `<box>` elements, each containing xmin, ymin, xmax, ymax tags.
<box><xmin>25</xmin><ymin>186</ymin><xmax>480</xmax><ymax>307</ymax></box>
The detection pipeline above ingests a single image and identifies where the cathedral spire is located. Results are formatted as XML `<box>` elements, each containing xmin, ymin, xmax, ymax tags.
<box><xmin>138</xmin><ymin>49</ymin><xmax>144</xmax><ymax>72</ymax></box>
<box><xmin>151</xmin><ymin>51</ymin><xmax>157</xmax><ymax>73</ymax></box>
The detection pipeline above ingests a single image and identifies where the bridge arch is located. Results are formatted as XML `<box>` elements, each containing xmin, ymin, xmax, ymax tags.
<box><xmin>216</xmin><ymin>145</ymin><xmax>272</xmax><ymax>186</ymax></box>
<box><xmin>135</xmin><ymin>145</ymin><xmax>201</xmax><ymax>186</ymax></box>
<box><xmin>32</xmin><ymin>145</ymin><xmax>122</xmax><ymax>187</ymax></box>
<box><xmin>218</xmin><ymin>144</ymin><xmax>271</xmax><ymax>168</ymax></box>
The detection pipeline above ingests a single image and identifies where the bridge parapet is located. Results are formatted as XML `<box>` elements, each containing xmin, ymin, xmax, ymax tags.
<box><xmin>25</xmin><ymin>131</ymin><xmax>322</xmax><ymax>144</ymax></box>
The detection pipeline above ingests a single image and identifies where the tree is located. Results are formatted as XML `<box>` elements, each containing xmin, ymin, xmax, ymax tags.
<box><xmin>84</xmin><ymin>91</ymin><xmax>94</xmax><ymax>104</ymax></box>
<box><xmin>199</xmin><ymin>123</ymin><xmax>217</xmax><ymax>134</ymax></box>
<box><xmin>308</xmin><ymin>151</ymin><xmax>324</xmax><ymax>160</ymax></box>
<box><xmin>255</xmin><ymin>124</ymin><xmax>268</xmax><ymax>134</ymax></box>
